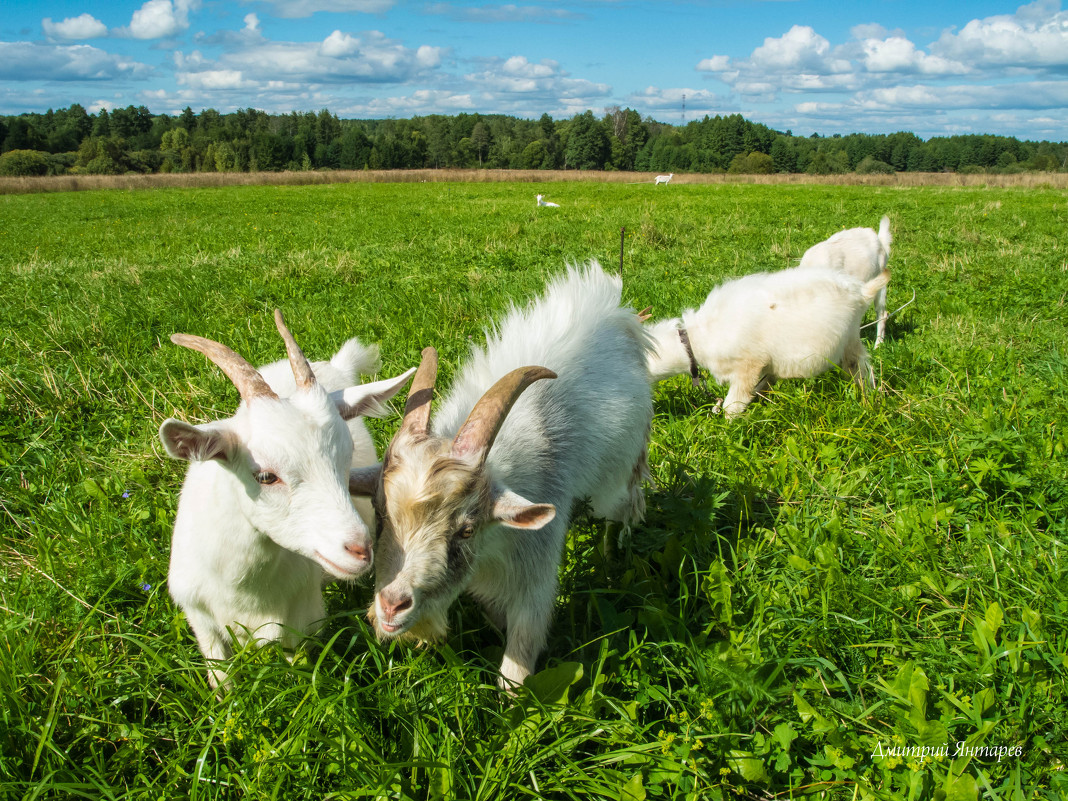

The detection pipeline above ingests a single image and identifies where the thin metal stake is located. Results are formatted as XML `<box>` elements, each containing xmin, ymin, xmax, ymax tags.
<box><xmin>619</xmin><ymin>226</ymin><xmax>625</xmax><ymax>276</ymax></box>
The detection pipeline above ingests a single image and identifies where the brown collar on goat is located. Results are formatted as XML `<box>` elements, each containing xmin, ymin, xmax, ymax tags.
<box><xmin>677</xmin><ymin>327</ymin><xmax>702</xmax><ymax>389</ymax></box>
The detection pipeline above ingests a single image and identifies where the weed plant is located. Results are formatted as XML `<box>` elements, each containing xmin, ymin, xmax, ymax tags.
<box><xmin>0</xmin><ymin>181</ymin><xmax>1065</xmax><ymax>799</ymax></box>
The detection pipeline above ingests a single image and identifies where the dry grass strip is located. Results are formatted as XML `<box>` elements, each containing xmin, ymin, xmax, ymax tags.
<box><xmin>3</xmin><ymin>168</ymin><xmax>1067</xmax><ymax>195</ymax></box>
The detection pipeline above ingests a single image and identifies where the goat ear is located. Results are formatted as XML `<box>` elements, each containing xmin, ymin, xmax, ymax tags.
<box><xmin>491</xmin><ymin>488</ymin><xmax>556</xmax><ymax>531</ymax></box>
<box><xmin>159</xmin><ymin>419</ymin><xmax>240</xmax><ymax>463</ymax></box>
<box><xmin>332</xmin><ymin>367</ymin><xmax>418</xmax><ymax>421</ymax></box>
<box><xmin>349</xmin><ymin>464</ymin><xmax>383</xmax><ymax>497</ymax></box>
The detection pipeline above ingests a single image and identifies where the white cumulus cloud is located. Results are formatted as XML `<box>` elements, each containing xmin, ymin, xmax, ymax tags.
<box><xmin>125</xmin><ymin>0</ymin><xmax>198</xmax><ymax>40</ymax></box>
<box><xmin>42</xmin><ymin>13</ymin><xmax>108</xmax><ymax>41</ymax></box>
<box><xmin>0</xmin><ymin>42</ymin><xmax>151</xmax><ymax>81</ymax></box>
<box><xmin>750</xmin><ymin>25</ymin><xmax>851</xmax><ymax>73</ymax></box>
<box><xmin>465</xmin><ymin>55</ymin><xmax>609</xmax><ymax>100</ymax></box>
<box><xmin>696</xmin><ymin>55</ymin><xmax>731</xmax><ymax>72</ymax></box>
<box><xmin>857</xmin><ymin>36</ymin><xmax>969</xmax><ymax>75</ymax></box>
<box><xmin>177</xmin><ymin>69</ymin><xmax>249</xmax><ymax>90</ymax></box>
<box><xmin>932</xmin><ymin>0</ymin><xmax>1068</xmax><ymax>68</ymax></box>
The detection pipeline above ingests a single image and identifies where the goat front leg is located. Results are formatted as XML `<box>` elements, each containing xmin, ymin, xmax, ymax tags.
<box><xmin>721</xmin><ymin>364</ymin><xmax>765</xmax><ymax>419</ymax></box>
<box><xmin>497</xmin><ymin>580</ymin><xmax>555</xmax><ymax>692</ymax></box>
<box><xmin>499</xmin><ymin>609</ymin><xmax>551</xmax><ymax>692</ymax></box>
<box><xmin>187</xmin><ymin>611</ymin><xmax>234</xmax><ymax>692</ymax></box>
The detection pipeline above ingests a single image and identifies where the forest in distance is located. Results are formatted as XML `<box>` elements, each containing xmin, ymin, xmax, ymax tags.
<box><xmin>1</xmin><ymin>103</ymin><xmax>1066</xmax><ymax>179</ymax></box>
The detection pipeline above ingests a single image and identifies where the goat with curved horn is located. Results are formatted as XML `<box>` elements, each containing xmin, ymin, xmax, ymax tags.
<box><xmin>161</xmin><ymin>313</ymin><xmax>418</xmax><ymax>691</ymax></box>
<box><xmin>353</xmin><ymin>260</ymin><xmax>654</xmax><ymax>691</ymax></box>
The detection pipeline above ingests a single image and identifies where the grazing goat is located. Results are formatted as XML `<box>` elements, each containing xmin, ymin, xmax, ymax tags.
<box><xmin>160</xmin><ymin>310</ymin><xmax>415</xmax><ymax>689</ymax></box>
<box><xmin>654</xmin><ymin>173</ymin><xmax>674</xmax><ymax>185</ymax></box>
<box><xmin>646</xmin><ymin>267</ymin><xmax>890</xmax><ymax>418</ymax></box>
<box><xmin>536</xmin><ymin>194</ymin><xmax>560</xmax><ymax>207</ymax></box>
<box><xmin>799</xmin><ymin>215</ymin><xmax>893</xmax><ymax>346</ymax></box>
<box><xmin>349</xmin><ymin>262</ymin><xmax>654</xmax><ymax>689</ymax></box>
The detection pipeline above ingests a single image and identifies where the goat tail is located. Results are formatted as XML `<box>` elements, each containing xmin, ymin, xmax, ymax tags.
<box><xmin>331</xmin><ymin>337</ymin><xmax>382</xmax><ymax>383</ymax></box>
<box><xmin>878</xmin><ymin>215</ymin><xmax>893</xmax><ymax>254</ymax></box>
<box><xmin>863</xmin><ymin>269</ymin><xmax>891</xmax><ymax>301</ymax></box>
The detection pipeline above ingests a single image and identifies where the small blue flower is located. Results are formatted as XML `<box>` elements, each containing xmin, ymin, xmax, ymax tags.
<box><xmin>122</xmin><ymin>491</ymin><xmax>131</xmax><ymax>499</ymax></box>
<box><xmin>139</xmin><ymin>582</ymin><xmax>151</xmax><ymax>592</ymax></box>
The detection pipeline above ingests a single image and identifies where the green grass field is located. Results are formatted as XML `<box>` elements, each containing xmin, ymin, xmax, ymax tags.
<box><xmin>1</xmin><ymin>180</ymin><xmax>1066</xmax><ymax>800</ymax></box>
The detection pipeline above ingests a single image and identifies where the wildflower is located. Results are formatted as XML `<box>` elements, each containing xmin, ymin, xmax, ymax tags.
<box><xmin>140</xmin><ymin>582</ymin><xmax>151</xmax><ymax>592</ymax></box>
<box><xmin>122</xmin><ymin>491</ymin><xmax>130</xmax><ymax>499</ymax></box>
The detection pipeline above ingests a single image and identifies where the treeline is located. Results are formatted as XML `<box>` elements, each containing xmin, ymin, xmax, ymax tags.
<box><xmin>1</xmin><ymin>103</ymin><xmax>1065</xmax><ymax>177</ymax></box>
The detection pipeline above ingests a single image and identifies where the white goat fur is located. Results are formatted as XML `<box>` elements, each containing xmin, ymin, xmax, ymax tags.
<box><xmin>799</xmin><ymin>215</ymin><xmax>892</xmax><ymax>346</ymax></box>
<box><xmin>162</xmin><ymin>328</ymin><xmax>414</xmax><ymax>689</ymax></box>
<box><xmin>655</xmin><ymin>173</ymin><xmax>674</xmax><ymax>185</ymax></box>
<box><xmin>646</xmin><ymin>266</ymin><xmax>890</xmax><ymax>418</ymax></box>
<box><xmin>536</xmin><ymin>194</ymin><xmax>560</xmax><ymax>207</ymax></box>
<box><xmin>354</xmin><ymin>261</ymin><xmax>654</xmax><ymax>688</ymax></box>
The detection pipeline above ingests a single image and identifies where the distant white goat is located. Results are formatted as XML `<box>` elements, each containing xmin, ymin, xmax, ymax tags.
<box><xmin>799</xmin><ymin>215</ymin><xmax>893</xmax><ymax>347</ymax></box>
<box><xmin>536</xmin><ymin>194</ymin><xmax>560</xmax><ymax>207</ymax></box>
<box><xmin>646</xmin><ymin>267</ymin><xmax>890</xmax><ymax>418</ymax></box>
<box><xmin>160</xmin><ymin>310</ymin><xmax>415</xmax><ymax>689</ymax></box>
<box><xmin>349</xmin><ymin>262</ymin><xmax>654</xmax><ymax>689</ymax></box>
<box><xmin>654</xmin><ymin>173</ymin><xmax>674</xmax><ymax>185</ymax></box>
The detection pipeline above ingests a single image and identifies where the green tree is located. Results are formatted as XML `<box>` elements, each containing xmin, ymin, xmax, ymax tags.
<box><xmin>3</xmin><ymin>117</ymin><xmax>44</xmax><ymax>152</ymax></box>
<box><xmin>563</xmin><ymin>111</ymin><xmax>610</xmax><ymax>170</ymax></box>
<box><xmin>470</xmin><ymin>122</ymin><xmax>490</xmax><ymax>167</ymax></box>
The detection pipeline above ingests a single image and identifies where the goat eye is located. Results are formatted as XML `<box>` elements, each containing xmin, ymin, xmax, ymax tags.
<box><xmin>255</xmin><ymin>471</ymin><xmax>280</xmax><ymax>485</ymax></box>
<box><xmin>456</xmin><ymin>523</ymin><xmax>475</xmax><ymax>539</ymax></box>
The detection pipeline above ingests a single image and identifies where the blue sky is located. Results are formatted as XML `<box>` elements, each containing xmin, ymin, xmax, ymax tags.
<box><xmin>2</xmin><ymin>0</ymin><xmax>1067</xmax><ymax>140</ymax></box>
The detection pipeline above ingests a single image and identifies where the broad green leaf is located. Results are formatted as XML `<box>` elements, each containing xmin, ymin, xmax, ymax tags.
<box><xmin>524</xmin><ymin>661</ymin><xmax>583</xmax><ymax>705</ymax></box>
<box><xmin>773</xmin><ymin>722</ymin><xmax>798</xmax><ymax>752</ymax></box>
<box><xmin>984</xmin><ymin>602</ymin><xmax>1003</xmax><ymax>635</ymax></box>
<box><xmin>728</xmin><ymin>750</ymin><xmax>769</xmax><ymax>783</ymax></box>
<box><xmin>620</xmin><ymin>772</ymin><xmax>646</xmax><ymax>801</ymax></box>
<box><xmin>945</xmin><ymin>773</ymin><xmax>979</xmax><ymax>801</ymax></box>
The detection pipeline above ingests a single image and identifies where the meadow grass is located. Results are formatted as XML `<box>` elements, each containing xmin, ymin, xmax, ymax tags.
<box><xmin>0</xmin><ymin>180</ymin><xmax>1065</xmax><ymax>799</ymax></box>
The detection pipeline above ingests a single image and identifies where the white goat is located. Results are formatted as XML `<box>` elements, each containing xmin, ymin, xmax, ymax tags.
<box><xmin>646</xmin><ymin>267</ymin><xmax>890</xmax><ymax>418</ymax></box>
<box><xmin>799</xmin><ymin>215</ymin><xmax>893</xmax><ymax>347</ymax></box>
<box><xmin>654</xmin><ymin>173</ymin><xmax>674</xmax><ymax>185</ymax></box>
<box><xmin>349</xmin><ymin>262</ymin><xmax>654</xmax><ymax>689</ymax></box>
<box><xmin>160</xmin><ymin>310</ymin><xmax>415</xmax><ymax>689</ymax></box>
<box><xmin>536</xmin><ymin>194</ymin><xmax>560</xmax><ymax>207</ymax></box>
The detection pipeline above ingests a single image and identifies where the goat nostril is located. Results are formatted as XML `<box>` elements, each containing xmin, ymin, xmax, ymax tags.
<box><xmin>345</xmin><ymin>542</ymin><xmax>369</xmax><ymax>561</ymax></box>
<box><xmin>380</xmin><ymin>591</ymin><xmax>413</xmax><ymax>619</ymax></box>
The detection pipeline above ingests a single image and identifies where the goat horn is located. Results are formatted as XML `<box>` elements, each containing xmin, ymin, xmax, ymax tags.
<box><xmin>273</xmin><ymin>309</ymin><xmax>316</xmax><ymax>391</ymax></box>
<box><xmin>399</xmin><ymin>347</ymin><xmax>439</xmax><ymax>437</ymax></box>
<box><xmin>637</xmin><ymin>306</ymin><xmax>652</xmax><ymax>323</ymax></box>
<box><xmin>171</xmin><ymin>333</ymin><xmax>278</xmax><ymax>403</ymax></box>
<box><xmin>451</xmin><ymin>366</ymin><xmax>556</xmax><ymax>464</ymax></box>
